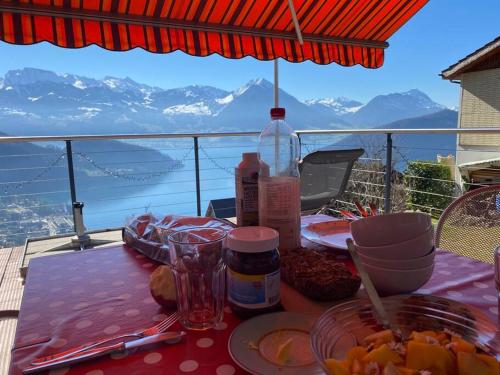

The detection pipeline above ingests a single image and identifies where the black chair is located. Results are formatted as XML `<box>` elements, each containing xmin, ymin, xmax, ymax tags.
<box><xmin>206</xmin><ymin>148</ymin><xmax>364</xmax><ymax>218</ymax></box>
<box><xmin>205</xmin><ymin>197</ymin><xmax>237</xmax><ymax>219</ymax></box>
<box><xmin>299</xmin><ymin>147</ymin><xmax>364</xmax><ymax>212</ymax></box>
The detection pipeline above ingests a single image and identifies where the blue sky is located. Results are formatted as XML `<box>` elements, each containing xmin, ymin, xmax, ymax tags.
<box><xmin>0</xmin><ymin>0</ymin><xmax>498</xmax><ymax>108</ymax></box>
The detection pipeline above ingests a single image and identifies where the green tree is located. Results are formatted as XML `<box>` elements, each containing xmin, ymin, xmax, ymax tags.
<box><xmin>404</xmin><ymin>161</ymin><xmax>455</xmax><ymax>217</ymax></box>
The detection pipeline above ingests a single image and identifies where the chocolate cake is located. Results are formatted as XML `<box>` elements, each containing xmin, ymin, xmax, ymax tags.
<box><xmin>280</xmin><ymin>248</ymin><xmax>361</xmax><ymax>301</ymax></box>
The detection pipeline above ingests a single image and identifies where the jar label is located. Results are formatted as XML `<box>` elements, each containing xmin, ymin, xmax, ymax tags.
<box><xmin>227</xmin><ymin>268</ymin><xmax>280</xmax><ymax>309</ymax></box>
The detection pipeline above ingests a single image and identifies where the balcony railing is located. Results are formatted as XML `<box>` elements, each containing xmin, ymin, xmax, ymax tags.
<box><xmin>1</xmin><ymin>127</ymin><xmax>499</xmax><ymax>248</ymax></box>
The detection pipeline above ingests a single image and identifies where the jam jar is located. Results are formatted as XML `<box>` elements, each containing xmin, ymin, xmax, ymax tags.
<box><xmin>226</xmin><ymin>226</ymin><xmax>281</xmax><ymax>319</ymax></box>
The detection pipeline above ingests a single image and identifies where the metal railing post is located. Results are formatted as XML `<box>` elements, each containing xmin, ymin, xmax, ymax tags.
<box><xmin>193</xmin><ymin>137</ymin><xmax>202</xmax><ymax>216</ymax></box>
<box><xmin>384</xmin><ymin>133</ymin><xmax>393</xmax><ymax>213</ymax></box>
<box><xmin>65</xmin><ymin>140</ymin><xmax>77</xmax><ymax>230</ymax></box>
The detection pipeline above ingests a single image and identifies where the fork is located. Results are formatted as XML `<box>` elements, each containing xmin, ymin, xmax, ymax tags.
<box><xmin>31</xmin><ymin>311</ymin><xmax>180</xmax><ymax>365</ymax></box>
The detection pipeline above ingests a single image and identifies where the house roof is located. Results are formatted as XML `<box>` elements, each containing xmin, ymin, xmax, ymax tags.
<box><xmin>458</xmin><ymin>156</ymin><xmax>500</xmax><ymax>169</ymax></box>
<box><xmin>441</xmin><ymin>36</ymin><xmax>500</xmax><ymax>80</ymax></box>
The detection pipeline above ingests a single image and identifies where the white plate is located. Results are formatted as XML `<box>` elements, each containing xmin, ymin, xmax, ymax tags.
<box><xmin>228</xmin><ymin>312</ymin><xmax>323</xmax><ymax>375</ymax></box>
<box><xmin>302</xmin><ymin>219</ymin><xmax>352</xmax><ymax>250</ymax></box>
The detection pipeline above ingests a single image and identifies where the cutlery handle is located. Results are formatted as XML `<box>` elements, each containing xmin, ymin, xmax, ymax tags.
<box><xmin>31</xmin><ymin>333</ymin><xmax>139</xmax><ymax>364</ymax></box>
<box><xmin>346</xmin><ymin>239</ymin><xmax>392</xmax><ymax>329</ymax></box>
<box><xmin>340</xmin><ymin>210</ymin><xmax>358</xmax><ymax>221</ymax></box>
<box><xmin>24</xmin><ymin>343</ymin><xmax>124</xmax><ymax>374</ymax></box>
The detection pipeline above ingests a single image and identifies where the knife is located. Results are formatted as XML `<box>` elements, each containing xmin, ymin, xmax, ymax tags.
<box><xmin>23</xmin><ymin>331</ymin><xmax>186</xmax><ymax>374</ymax></box>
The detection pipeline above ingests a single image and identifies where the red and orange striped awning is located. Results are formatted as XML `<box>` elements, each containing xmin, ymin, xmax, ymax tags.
<box><xmin>0</xmin><ymin>0</ymin><xmax>428</xmax><ymax>68</ymax></box>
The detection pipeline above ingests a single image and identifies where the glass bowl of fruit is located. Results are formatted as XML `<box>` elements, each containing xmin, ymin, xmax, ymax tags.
<box><xmin>311</xmin><ymin>294</ymin><xmax>499</xmax><ymax>375</ymax></box>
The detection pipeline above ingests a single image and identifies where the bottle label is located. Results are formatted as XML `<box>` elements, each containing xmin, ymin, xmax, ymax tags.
<box><xmin>227</xmin><ymin>268</ymin><xmax>280</xmax><ymax>309</ymax></box>
<box><xmin>236</xmin><ymin>169</ymin><xmax>259</xmax><ymax>226</ymax></box>
<box><xmin>241</xmin><ymin>176</ymin><xmax>258</xmax><ymax>212</ymax></box>
<box><xmin>259</xmin><ymin>176</ymin><xmax>301</xmax><ymax>250</ymax></box>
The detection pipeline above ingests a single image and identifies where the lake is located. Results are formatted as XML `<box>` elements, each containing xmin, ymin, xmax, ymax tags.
<box><xmin>80</xmin><ymin>134</ymin><xmax>345</xmax><ymax>230</ymax></box>
<box><xmin>80</xmin><ymin>137</ymin><xmax>256</xmax><ymax>229</ymax></box>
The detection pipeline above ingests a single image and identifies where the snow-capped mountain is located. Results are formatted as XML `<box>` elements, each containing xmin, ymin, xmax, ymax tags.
<box><xmin>212</xmin><ymin>77</ymin><xmax>349</xmax><ymax>131</ymax></box>
<box><xmin>4</xmin><ymin>68</ymin><xmax>160</xmax><ymax>95</ymax></box>
<box><xmin>152</xmin><ymin>85</ymin><xmax>229</xmax><ymax>116</ymax></box>
<box><xmin>0</xmin><ymin>68</ymin><xmax>447</xmax><ymax>135</ymax></box>
<box><xmin>305</xmin><ymin>97</ymin><xmax>363</xmax><ymax>116</ymax></box>
<box><xmin>343</xmin><ymin>89</ymin><xmax>447</xmax><ymax>127</ymax></box>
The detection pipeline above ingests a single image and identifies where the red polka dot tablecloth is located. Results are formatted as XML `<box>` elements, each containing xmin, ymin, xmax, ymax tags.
<box><xmin>9</xmin><ymin>219</ymin><xmax>499</xmax><ymax>374</ymax></box>
<box><xmin>10</xmin><ymin>246</ymin><xmax>245</xmax><ymax>375</ymax></box>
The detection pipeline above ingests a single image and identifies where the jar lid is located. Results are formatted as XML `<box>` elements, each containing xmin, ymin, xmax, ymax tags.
<box><xmin>227</xmin><ymin>226</ymin><xmax>279</xmax><ymax>253</ymax></box>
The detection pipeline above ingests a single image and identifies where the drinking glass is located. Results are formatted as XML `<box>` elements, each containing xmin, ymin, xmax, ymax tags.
<box><xmin>168</xmin><ymin>228</ymin><xmax>226</xmax><ymax>330</ymax></box>
<box><xmin>495</xmin><ymin>245</ymin><xmax>500</xmax><ymax>323</ymax></box>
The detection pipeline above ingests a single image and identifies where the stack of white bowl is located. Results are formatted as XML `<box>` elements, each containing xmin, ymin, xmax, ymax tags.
<box><xmin>350</xmin><ymin>212</ymin><xmax>434</xmax><ymax>296</ymax></box>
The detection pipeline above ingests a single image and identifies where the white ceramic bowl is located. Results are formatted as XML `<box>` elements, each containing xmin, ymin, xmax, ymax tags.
<box><xmin>359</xmin><ymin>247</ymin><xmax>435</xmax><ymax>270</ymax></box>
<box><xmin>354</xmin><ymin>227</ymin><xmax>434</xmax><ymax>260</ymax></box>
<box><xmin>350</xmin><ymin>212</ymin><xmax>432</xmax><ymax>247</ymax></box>
<box><xmin>362</xmin><ymin>262</ymin><xmax>434</xmax><ymax>296</ymax></box>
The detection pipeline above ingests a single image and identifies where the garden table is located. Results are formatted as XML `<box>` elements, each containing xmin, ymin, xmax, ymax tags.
<box><xmin>9</xmin><ymin>216</ymin><xmax>498</xmax><ymax>375</ymax></box>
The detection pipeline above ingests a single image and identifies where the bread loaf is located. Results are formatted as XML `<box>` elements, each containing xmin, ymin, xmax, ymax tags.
<box><xmin>281</xmin><ymin>248</ymin><xmax>361</xmax><ymax>301</ymax></box>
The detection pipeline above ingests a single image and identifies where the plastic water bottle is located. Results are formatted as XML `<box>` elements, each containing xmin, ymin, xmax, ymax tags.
<box><xmin>258</xmin><ymin>108</ymin><xmax>301</xmax><ymax>251</ymax></box>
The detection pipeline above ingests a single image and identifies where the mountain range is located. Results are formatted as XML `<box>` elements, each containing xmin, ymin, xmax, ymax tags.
<box><xmin>0</xmin><ymin>129</ymin><xmax>179</xmax><ymax>201</ymax></box>
<box><xmin>0</xmin><ymin>68</ymin><xmax>448</xmax><ymax>135</ymax></box>
<box><xmin>0</xmin><ymin>68</ymin><xmax>460</xmax><ymax>246</ymax></box>
<box><xmin>334</xmin><ymin>109</ymin><xmax>458</xmax><ymax>169</ymax></box>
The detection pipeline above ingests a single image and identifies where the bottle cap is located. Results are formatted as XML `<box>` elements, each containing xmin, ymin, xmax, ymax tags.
<box><xmin>227</xmin><ymin>226</ymin><xmax>279</xmax><ymax>253</ymax></box>
<box><xmin>242</xmin><ymin>152</ymin><xmax>259</xmax><ymax>161</ymax></box>
<box><xmin>270</xmin><ymin>107</ymin><xmax>285</xmax><ymax>119</ymax></box>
